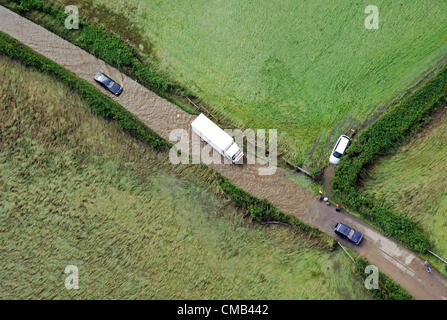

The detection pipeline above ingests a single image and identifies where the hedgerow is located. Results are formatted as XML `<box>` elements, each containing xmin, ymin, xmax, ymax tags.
<box><xmin>3</xmin><ymin>0</ymin><xmax>197</xmax><ymax>112</ymax></box>
<box><xmin>0</xmin><ymin>7</ymin><xmax>414</xmax><ymax>298</ymax></box>
<box><xmin>0</xmin><ymin>26</ymin><xmax>334</xmax><ymax>250</ymax></box>
<box><xmin>332</xmin><ymin>64</ymin><xmax>447</xmax><ymax>254</ymax></box>
<box><xmin>0</xmin><ymin>31</ymin><xmax>170</xmax><ymax>150</ymax></box>
<box><xmin>218</xmin><ymin>178</ymin><xmax>336</xmax><ymax>250</ymax></box>
<box><xmin>354</xmin><ymin>258</ymin><xmax>413</xmax><ymax>300</ymax></box>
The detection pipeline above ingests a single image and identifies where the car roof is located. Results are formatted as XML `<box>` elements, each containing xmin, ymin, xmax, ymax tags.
<box><xmin>335</xmin><ymin>136</ymin><xmax>350</xmax><ymax>153</ymax></box>
<box><xmin>95</xmin><ymin>72</ymin><xmax>109</xmax><ymax>80</ymax></box>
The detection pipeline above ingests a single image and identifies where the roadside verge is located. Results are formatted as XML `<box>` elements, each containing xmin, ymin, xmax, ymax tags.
<box><xmin>3</xmin><ymin>5</ymin><xmax>444</xmax><ymax>298</ymax></box>
<box><xmin>332</xmin><ymin>63</ymin><xmax>447</xmax><ymax>254</ymax></box>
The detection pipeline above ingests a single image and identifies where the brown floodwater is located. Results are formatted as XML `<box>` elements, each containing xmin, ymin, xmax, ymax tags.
<box><xmin>2</xmin><ymin>6</ymin><xmax>447</xmax><ymax>299</ymax></box>
<box><xmin>0</xmin><ymin>5</ymin><xmax>314</xmax><ymax>212</ymax></box>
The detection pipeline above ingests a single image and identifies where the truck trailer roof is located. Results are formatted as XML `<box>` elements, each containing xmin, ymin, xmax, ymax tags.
<box><xmin>191</xmin><ymin>114</ymin><xmax>234</xmax><ymax>151</ymax></box>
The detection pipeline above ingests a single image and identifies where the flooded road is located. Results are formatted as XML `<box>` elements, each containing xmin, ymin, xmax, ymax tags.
<box><xmin>1</xmin><ymin>5</ymin><xmax>447</xmax><ymax>299</ymax></box>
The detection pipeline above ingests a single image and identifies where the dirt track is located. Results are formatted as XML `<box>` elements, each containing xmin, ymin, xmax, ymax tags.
<box><xmin>1</xmin><ymin>6</ymin><xmax>447</xmax><ymax>299</ymax></box>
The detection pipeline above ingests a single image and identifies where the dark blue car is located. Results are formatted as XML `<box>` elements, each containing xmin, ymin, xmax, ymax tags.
<box><xmin>94</xmin><ymin>72</ymin><xmax>123</xmax><ymax>96</ymax></box>
<box><xmin>334</xmin><ymin>223</ymin><xmax>363</xmax><ymax>245</ymax></box>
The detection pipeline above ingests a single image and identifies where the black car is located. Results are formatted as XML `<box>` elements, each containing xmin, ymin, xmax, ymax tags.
<box><xmin>94</xmin><ymin>72</ymin><xmax>123</xmax><ymax>96</ymax></box>
<box><xmin>334</xmin><ymin>223</ymin><xmax>363</xmax><ymax>245</ymax></box>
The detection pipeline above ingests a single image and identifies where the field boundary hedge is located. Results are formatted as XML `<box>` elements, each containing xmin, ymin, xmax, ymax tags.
<box><xmin>1</xmin><ymin>0</ymin><xmax>203</xmax><ymax>115</ymax></box>
<box><xmin>0</xmin><ymin>26</ymin><xmax>334</xmax><ymax>249</ymax></box>
<box><xmin>0</xmin><ymin>10</ymin><xmax>412</xmax><ymax>300</ymax></box>
<box><xmin>332</xmin><ymin>63</ymin><xmax>447</xmax><ymax>254</ymax></box>
<box><xmin>353</xmin><ymin>258</ymin><xmax>413</xmax><ymax>300</ymax></box>
<box><xmin>219</xmin><ymin>177</ymin><xmax>413</xmax><ymax>298</ymax></box>
<box><xmin>0</xmin><ymin>30</ymin><xmax>170</xmax><ymax>151</ymax></box>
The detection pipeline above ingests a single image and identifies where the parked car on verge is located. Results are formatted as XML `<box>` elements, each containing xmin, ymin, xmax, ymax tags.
<box><xmin>94</xmin><ymin>72</ymin><xmax>123</xmax><ymax>96</ymax></box>
<box><xmin>334</xmin><ymin>222</ymin><xmax>363</xmax><ymax>245</ymax></box>
<box><xmin>329</xmin><ymin>135</ymin><xmax>351</xmax><ymax>165</ymax></box>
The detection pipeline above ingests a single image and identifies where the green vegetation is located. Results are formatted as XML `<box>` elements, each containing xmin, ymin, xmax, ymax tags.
<box><xmin>354</xmin><ymin>258</ymin><xmax>413</xmax><ymax>300</ymax></box>
<box><xmin>362</xmin><ymin>110</ymin><xmax>447</xmax><ymax>275</ymax></box>
<box><xmin>0</xmin><ymin>26</ymin><xmax>335</xmax><ymax>256</ymax></box>
<box><xmin>0</xmin><ymin>0</ymin><xmax>201</xmax><ymax>114</ymax></box>
<box><xmin>219</xmin><ymin>178</ymin><xmax>336</xmax><ymax>250</ymax></box>
<box><xmin>46</xmin><ymin>0</ymin><xmax>447</xmax><ymax>170</ymax></box>
<box><xmin>0</xmin><ymin>30</ymin><xmax>169</xmax><ymax>151</ymax></box>
<box><xmin>332</xmin><ymin>63</ymin><xmax>447</xmax><ymax>254</ymax></box>
<box><xmin>0</xmin><ymin>1</ymin><xmax>418</xmax><ymax>299</ymax></box>
<box><xmin>0</xmin><ymin>54</ymin><xmax>372</xmax><ymax>299</ymax></box>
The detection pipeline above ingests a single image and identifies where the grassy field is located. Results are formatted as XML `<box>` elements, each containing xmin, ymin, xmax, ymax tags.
<box><xmin>362</xmin><ymin>110</ymin><xmax>447</xmax><ymax>274</ymax></box>
<box><xmin>0</xmin><ymin>55</ymin><xmax>371</xmax><ymax>299</ymax></box>
<box><xmin>48</xmin><ymin>0</ymin><xmax>447</xmax><ymax>170</ymax></box>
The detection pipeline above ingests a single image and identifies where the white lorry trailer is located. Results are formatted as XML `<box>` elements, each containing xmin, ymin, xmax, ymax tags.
<box><xmin>191</xmin><ymin>113</ymin><xmax>243</xmax><ymax>164</ymax></box>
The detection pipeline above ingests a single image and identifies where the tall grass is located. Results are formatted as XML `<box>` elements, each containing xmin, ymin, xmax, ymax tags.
<box><xmin>0</xmin><ymin>27</ymin><xmax>335</xmax><ymax>254</ymax></box>
<box><xmin>362</xmin><ymin>111</ymin><xmax>447</xmax><ymax>275</ymax></box>
<box><xmin>353</xmin><ymin>258</ymin><xmax>413</xmax><ymax>300</ymax></box>
<box><xmin>0</xmin><ymin>28</ymin><xmax>170</xmax><ymax>151</ymax></box>
<box><xmin>48</xmin><ymin>0</ymin><xmax>447</xmax><ymax>170</ymax></box>
<box><xmin>0</xmin><ymin>0</ymin><xmax>200</xmax><ymax>114</ymax></box>
<box><xmin>0</xmin><ymin>55</ymin><xmax>371</xmax><ymax>299</ymax></box>
<box><xmin>332</xmin><ymin>65</ymin><xmax>447</xmax><ymax>254</ymax></box>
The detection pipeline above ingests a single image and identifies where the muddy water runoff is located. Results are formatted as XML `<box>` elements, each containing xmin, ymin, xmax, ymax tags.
<box><xmin>2</xmin><ymin>6</ymin><xmax>447</xmax><ymax>299</ymax></box>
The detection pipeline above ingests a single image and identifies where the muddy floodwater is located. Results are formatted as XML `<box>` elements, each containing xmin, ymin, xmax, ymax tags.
<box><xmin>0</xmin><ymin>5</ymin><xmax>314</xmax><ymax>209</ymax></box>
<box><xmin>1</xmin><ymin>6</ymin><xmax>447</xmax><ymax>299</ymax></box>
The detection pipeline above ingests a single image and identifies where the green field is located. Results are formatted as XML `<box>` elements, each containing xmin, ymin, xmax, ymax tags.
<box><xmin>362</xmin><ymin>111</ymin><xmax>447</xmax><ymax>274</ymax></box>
<box><xmin>0</xmin><ymin>55</ymin><xmax>371</xmax><ymax>299</ymax></box>
<box><xmin>49</xmin><ymin>0</ymin><xmax>447</xmax><ymax>169</ymax></box>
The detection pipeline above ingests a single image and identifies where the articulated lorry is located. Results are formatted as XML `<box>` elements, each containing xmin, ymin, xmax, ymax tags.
<box><xmin>191</xmin><ymin>114</ymin><xmax>243</xmax><ymax>164</ymax></box>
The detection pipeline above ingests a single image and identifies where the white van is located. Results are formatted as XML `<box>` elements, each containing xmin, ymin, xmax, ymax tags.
<box><xmin>191</xmin><ymin>114</ymin><xmax>243</xmax><ymax>164</ymax></box>
<box><xmin>329</xmin><ymin>135</ymin><xmax>351</xmax><ymax>165</ymax></box>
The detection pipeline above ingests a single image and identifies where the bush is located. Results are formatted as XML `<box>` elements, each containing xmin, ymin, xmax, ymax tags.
<box><xmin>0</xmin><ymin>28</ymin><xmax>334</xmax><ymax>252</ymax></box>
<box><xmin>0</xmin><ymin>31</ymin><xmax>170</xmax><ymax>151</ymax></box>
<box><xmin>5</xmin><ymin>0</ymin><xmax>189</xmax><ymax>103</ymax></box>
<box><xmin>354</xmin><ymin>258</ymin><xmax>413</xmax><ymax>300</ymax></box>
<box><xmin>332</xmin><ymin>64</ymin><xmax>447</xmax><ymax>253</ymax></box>
<box><xmin>218</xmin><ymin>177</ymin><xmax>336</xmax><ymax>250</ymax></box>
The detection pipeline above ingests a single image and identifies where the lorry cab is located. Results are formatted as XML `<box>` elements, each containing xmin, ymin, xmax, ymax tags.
<box><xmin>226</xmin><ymin>143</ymin><xmax>243</xmax><ymax>163</ymax></box>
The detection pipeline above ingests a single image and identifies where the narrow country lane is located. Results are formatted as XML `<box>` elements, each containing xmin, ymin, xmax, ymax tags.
<box><xmin>1</xmin><ymin>5</ymin><xmax>446</xmax><ymax>299</ymax></box>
